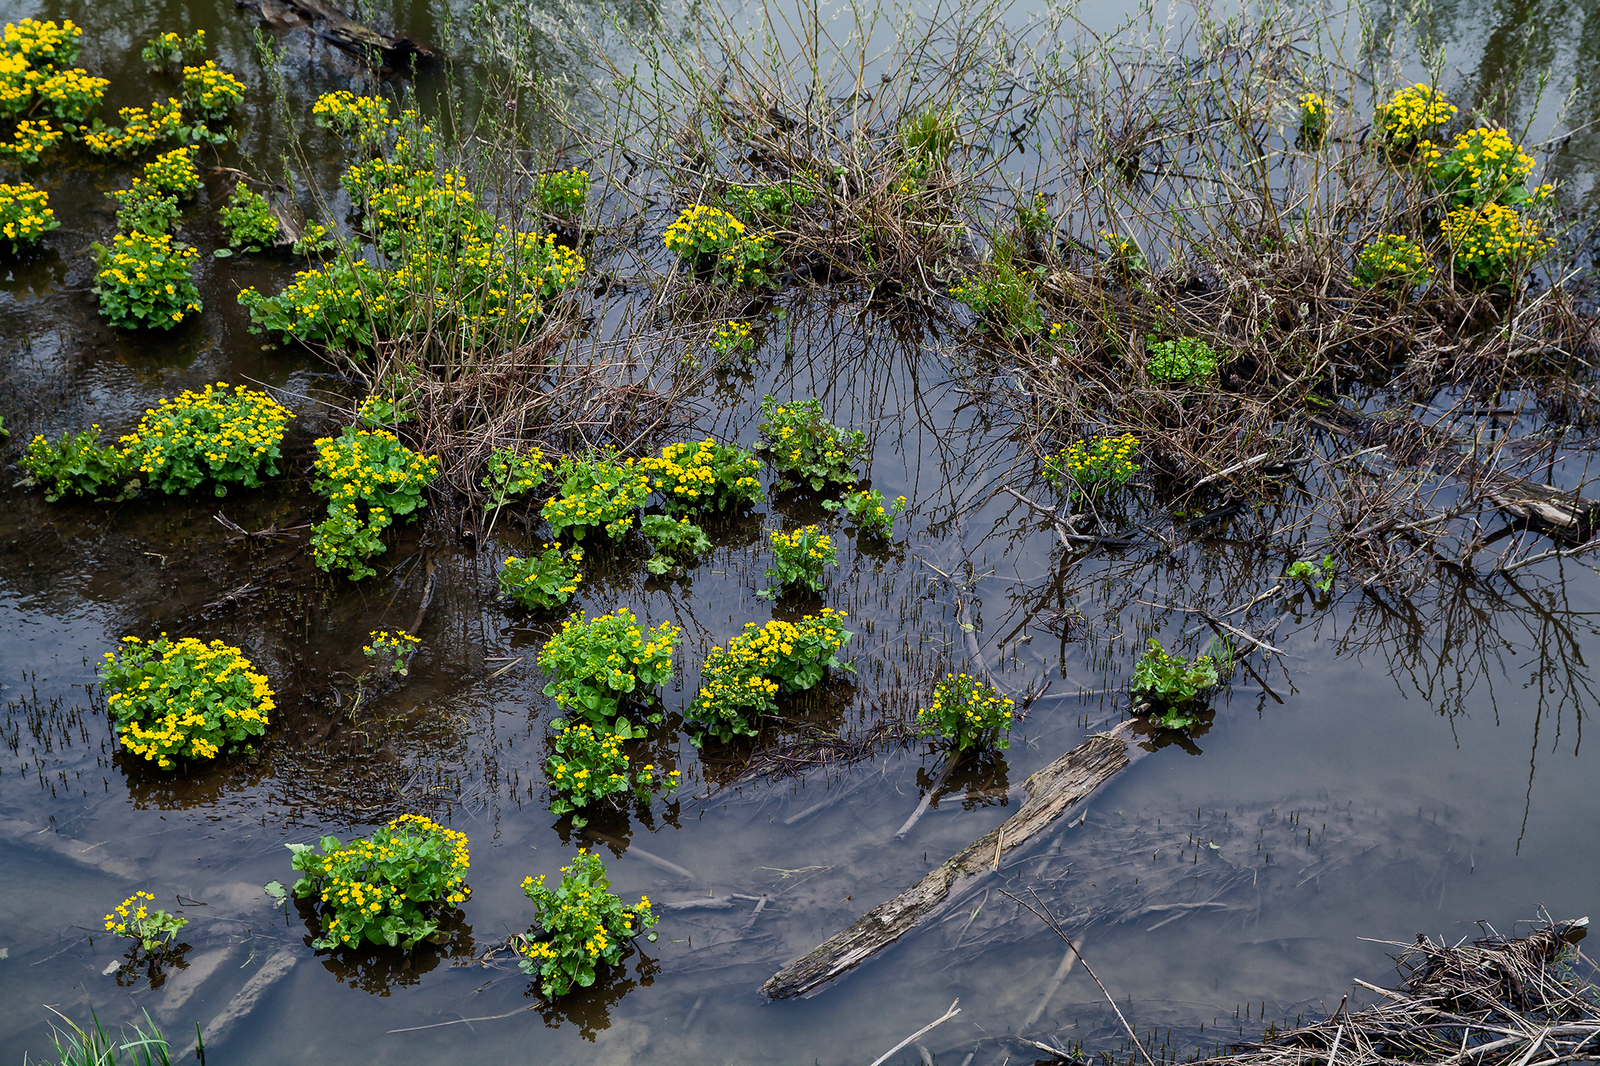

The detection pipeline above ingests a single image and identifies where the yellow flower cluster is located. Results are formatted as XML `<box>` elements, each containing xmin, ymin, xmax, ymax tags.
<box><xmin>312</xmin><ymin>90</ymin><xmax>394</xmax><ymax>143</ymax></box>
<box><xmin>1046</xmin><ymin>432</ymin><xmax>1140</xmax><ymax>494</ymax></box>
<box><xmin>92</xmin><ymin>230</ymin><xmax>202</xmax><ymax>328</ymax></box>
<box><xmin>118</xmin><ymin>382</ymin><xmax>291</xmax><ymax>494</ymax></box>
<box><xmin>31</xmin><ymin>66</ymin><xmax>108</xmax><ymax>124</ymax></box>
<box><xmin>1352</xmin><ymin>233</ymin><xmax>1433</xmax><ymax>289</ymax></box>
<box><xmin>499</xmin><ymin>543</ymin><xmax>584</xmax><ymax>609</ymax></box>
<box><xmin>83</xmin><ymin>97</ymin><xmax>183</xmax><ymax>155</ymax></box>
<box><xmin>1380</xmin><ymin>83</ymin><xmax>1455</xmax><ymax>144</ymax></box>
<box><xmin>101</xmin><ymin>635</ymin><xmax>274</xmax><ymax>768</ymax></box>
<box><xmin>104</xmin><ymin>890</ymin><xmax>154</xmax><ymax>936</ymax></box>
<box><xmin>689</xmin><ymin>609</ymin><xmax>852</xmax><ymax>740</ymax></box>
<box><xmin>142</xmin><ymin>146</ymin><xmax>201</xmax><ymax>197</ymax></box>
<box><xmin>1441</xmin><ymin>202</ymin><xmax>1555</xmax><ymax>284</ymax></box>
<box><xmin>542</xmin><ymin>455</ymin><xmax>652</xmax><ymax>540</ymax></box>
<box><xmin>0</xmin><ymin>118</ymin><xmax>61</xmax><ymax>163</ymax></box>
<box><xmin>663</xmin><ymin>203</ymin><xmax>745</xmax><ymax>253</ymax></box>
<box><xmin>709</xmin><ymin>318</ymin><xmax>754</xmax><ymax>355</ymax></box>
<box><xmin>639</xmin><ymin>438</ymin><xmax>763</xmax><ymax>512</ymax></box>
<box><xmin>518</xmin><ymin>850</ymin><xmax>658</xmax><ymax>997</ymax></box>
<box><xmin>0</xmin><ymin>180</ymin><xmax>55</xmax><ymax>251</ymax></box>
<box><xmin>181</xmin><ymin>59</ymin><xmax>244</xmax><ymax>120</ymax></box>
<box><xmin>312</xmin><ymin>427</ymin><xmax>440</xmax><ymax>513</ymax></box>
<box><xmin>1</xmin><ymin>19</ymin><xmax>81</xmax><ymax>68</ymax></box>
<box><xmin>917</xmin><ymin>672</ymin><xmax>1014</xmax><ymax>751</ymax></box>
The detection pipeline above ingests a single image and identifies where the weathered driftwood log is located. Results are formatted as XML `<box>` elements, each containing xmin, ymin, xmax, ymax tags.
<box><xmin>760</xmin><ymin>720</ymin><xmax>1142</xmax><ymax>999</ymax></box>
<box><xmin>236</xmin><ymin>0</ymin><xmax>437</xmax><ymax>65</ymax></box>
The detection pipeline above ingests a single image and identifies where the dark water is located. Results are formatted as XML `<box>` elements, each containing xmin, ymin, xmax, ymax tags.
<box><xmin>2</xmin><ymin>1</ymin><xmax>1599</xmax><ymax>1063</ymax></box>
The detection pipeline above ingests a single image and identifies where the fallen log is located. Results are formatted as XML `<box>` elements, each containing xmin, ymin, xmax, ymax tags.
<box><xmin>760</xmin><ymin>719</ymin><xmax>1144</xmax><ymax>999</ymax></box>
<box><xmin>236</xmin><ymin>0</ymin><xmax>437</xmax><ymax>66</ymax></box>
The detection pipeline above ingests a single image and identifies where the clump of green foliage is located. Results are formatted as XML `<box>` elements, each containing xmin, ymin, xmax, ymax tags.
<box><xmin>640</xmin><ymin>514</ymin><xmax>710</xmax><ymax>575</ymax></box>
<box><xmin>218</xmin><ymin>182</ymin><xmax>278</xmax><ymax>252</ymax></box>
<box><xmin>498</xmin><ymin>544</ymin><xmax>583</xmax><ymax>609</ymax></box>
<box><xmin>916</xmin><ymin>672</ymin><xmax>1014</xmax><ymax>751</ymax></box>
<box><xmin>288</xmin><ymin>814</ymin><xmax>471</xmax><ymax>952</ymax></box>
<box><xmin>899</xmin><ymin>104</ymin><xmax>958</xmax><ymax>178</ymax></box>
<box><xmin>480</xmin><ymin>445</ymin><xmax>550</xmax><ymax>510</ymax></box>
<box><xmin>19</xmin><ymin>426</ymin><xmax>135</xmax><ymax>501</ymax></box>
<box><xmin>545</xmin><ymin>721</ymin><xmax>679</xmax><ymax>818</ymax></box>
<box><xmin>119</xmin><ymin>383</ymin><xmax>292</xmax><ymax>497</ymax></box>
<box><xmin>723</xmin><ymin>178</ymin><xmax>815</xmax><ymax>223</ymax></box>
<box><xmin>1352</xmin><ymin>234</ymin><xmax>1434</xmax><ymax>289</ymax></box>
<box><xmin>104</xmin><ymin>890</ymin><xmax>188</xmax><ymax>952</ymax></box>
<box><xmin>661</xmin><ymin>203</ymin><xmax>776</xmax><ymax>286</ymax></box>
<box><xmin>685</xmin><ymin>610</ymin><xmax>853</xmax><ymax>745</ymax></box>
<box><xmin>364</xmin><ymin>629</ymin><xmax>420</xmax><ymax>677</ymax></box>
<box><xmin>90</xmin><ymin>231</ymin><xmax>202</xmax><ymax>330</ymax></box>
<box><xmin>535</xmin><ymin>167</ymin><xmax>589</xmax><ymax>217</ymax></box>
<box><xmin>639</xmin><ymin>438</ymin><xmax>764</xmax><ymax>514</ymax></box>
<box><xmin>1042</xmin><ymin>433</ymin><xmax>1140</xmax><ymax>502</ymax></box>
<box><xmin>1286</xmin><ymin>554</ymin><xmax>1336</xmax><ymax>592</ymax></box>
<box><xmin>951</xmin><ymin>246</ymin><xmax>1043</xmax><ymax>339</ymax></box>
<box><xmin>824</xmin><ymin>488</ymin><xmax>905</xmax><ymax>538</ymax></box>
<box><xmin>1297</xmin><ymin>91</ymin><xmax>1328</xmax><ymax>147</ymax></box>
<box><xmin>758</xmin><ymin>524</ymin><xmax>837</xmax><ymax>599</ymax></box>
<box><xmin>1131</xmin><ymin>639</ymin><xmax>1220</xmax><ymax>728</ymax></box>
<box><xmin>537</xmin><ymin>608</ymin><xmax>681</xmax><ymax>736</ymax></box>
<box><xmin>1101</xmin><ymin>230</ymin><xmax>1147</xmax><ymax>273</ymax></box>
<box><xmin>753</xmin><ymin>394</ymin><xmax>867</xmax><ymax>491</ymax></box>
<box><xmin>309</xmin><ymin>427</ymin><xmax>440</xmax><ymax>580</ymax></box>
<box><xmin>100</xmin><ymin>635</ymin><xmax>274</xmax><ymax>768</ymax></box>
<box><xmin>516</xmin><ymin>850</ymin><xmax>658</xmax><ymax>998</ymax></box>
<box><xmin>108</xmin><ymin>182</ymin><xmax>181</xmax><ymax>236</ymax></box>
<box><xmin>141</xmin><ymin>29</ymin><xmax>206</xmax><ymax>72</ymax></box>
<box><xmin>542</xmin><ymin>453</ymin><xmax>652</xmax><ymax>540</ymax></box>
<box><xmin>1146</xmin><ymin>336</ymin><xmax>1219</xmax><ymax>383</ymax></box>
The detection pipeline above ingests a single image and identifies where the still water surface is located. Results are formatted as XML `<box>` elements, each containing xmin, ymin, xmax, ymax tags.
<box><xmin>2</xmin><ymin>0</ymin><xmax>1599</xmax><ymax>1062</ymax></box>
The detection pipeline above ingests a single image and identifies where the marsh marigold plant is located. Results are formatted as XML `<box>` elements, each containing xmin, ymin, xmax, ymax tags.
<box><xmin>517</xmin><ymin>850</ymin><xmax>658</xmax><ymax>998</ymax></box>
<box><xmin>288</xmin><ymin>814</ymin><xmax>470</xmax><ymax>952</ymax></box>
<box><xmin>118</xmin><ymin>383</ymin><xmax>292</xmax><ymax>497</ymax></box>
<box><xmin>100</xmin><ymin>635</ymin><xmax>273</xmax><ymax>768</ymax></box>
<box><xmin>0</xmin><ymin>181</ymin><xmax>56</xmax><ymax>252</ymax></box>
<box><xmin>917</xmin><ymin>672</ymin><xmax>1014</xmax><ymax>751</ymax></box>
<box><xmin>538</xmin><ymin>608</ymin><xmax>681</xmax><ymax>734</ymax></box>
<box><xmin>104</xmin><ymin>891</ymin><xmax>187</xmax><ymax>952</ymax></box>
<box><xmin>91</xmin><ymin>231</ymin><xmax>202</xmax><ymax>330</ymax></box>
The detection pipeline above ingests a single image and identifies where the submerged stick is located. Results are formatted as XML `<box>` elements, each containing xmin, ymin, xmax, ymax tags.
<box><xmin>893</xmin><ymin>753</ymin><xmax>960</xmax><ymax>840</ymax></box>
<box><xmin>761</xmin><ymin>721</ymin><xmax>1140</xmax><ymax>999</ymax></box>
<box><xmin>865</xmin><ymin>999</ymin><xmax>962</xmax><ymax>1066</ymax></box>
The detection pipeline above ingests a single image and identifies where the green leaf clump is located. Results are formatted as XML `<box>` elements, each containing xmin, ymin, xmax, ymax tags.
<box><xmin>516</xmin><ymin>850</ymin><xmax>658</xmax><ymax>998</ymax></box>
<box><xmin>753</xmin><ymin>394</ymin><xmax>867</xmax><ymax>491</ymax></box>
<box><xmin>537</xmin><ymin>608</ymin><xmax>681</xmax><ymax>736</ymax></box>
<box><xmin>640</xmin><ymin>513</ymin><xmax>710</xmax><ymax>575</ymax></box>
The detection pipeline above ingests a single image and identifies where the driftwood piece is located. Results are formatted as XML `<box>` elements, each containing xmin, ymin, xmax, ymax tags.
<box><xmin>760</xmin><ymin>720</ymin><xmax>1141</xmax><ymax>999</ymax></box>
<box><xmin>236</xmin><ymin>0</ymin><xmax>437</xmax><ymax>65</ymax></box>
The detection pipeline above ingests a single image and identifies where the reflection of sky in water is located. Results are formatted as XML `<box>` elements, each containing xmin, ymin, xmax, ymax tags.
<box><xmin>0</xmin><ymin>0</ymin><xmax>1597</xmax><ymax>1063</ymax></box>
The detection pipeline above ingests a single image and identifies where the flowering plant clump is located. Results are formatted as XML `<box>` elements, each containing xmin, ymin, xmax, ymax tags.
<box><xmin>1131</xmin><ymin>638</ymin><xmax>1220</xmax><ymax>707</ymax></box>
<box><xmin>237</xmin><ymin>256</ymin><xmax>385</xmax><ymax>348</ymax></box>
<box><xmin>640</xmin><ymin>438</ymin><xmax>763</xmax><ymax>515</ymax></box>
<box><xmin>536</xmin><ymin>167</ymin><xmax>590</xmax><ymax>216</ymax></box>
<box><xmin>758</xmin><ymin>525</ymin><xmax>837</xmax><ymax>599</ymax></box>
<box><xmin>537</xmin><ymin>608</ymin><xmax>681</xmax><ymax>735</ymax></box>
<box><xmin>950</xmin><ymin>255</ymin><xmax>1044</xmax><ymax>339</ymax></box>
<box><xmin>542</xmin><ymin>454</ymin><xmax>652</xmax><ymax>541</ymax></box>
<box><xmin>708</xmin><ymin>319</ymin><xmax>755</xmax><ymax>356</ymax></box>
<box><xmin>19</xmin><ymin>427</ymin><xmax>133</xmax><ymax>501</ymax></box>
<box><xmin>0</xmin><ymin>181</ymin><xmax>56</xmax><ymax>252</ymax></box>
<box><xmin>686</xmin><ymin>610</ymin><xmax>853</xmax><ymax>744</ymax></box>
<box><xmin>118</xmin><ymin>383</ymin><xmax>292</xmax><ymax>497</ymax></box>
<box><xmin>0</xmin><ymin>118</ymin><xmax>61</xmax><ymax>163</ymax></box>
<box><xmin>364</xmin><ymin>629</ymin><xmax>421</xmax><ymax>677</ymax></box>
<box><xmin>104</xmin><ymin>892</ymin><xmax>187</xmax><ymax>952</ymax></box>
<box><xmin>180</xmin><ymin>60</ymin><xmax>244</xmax><ymax>124</ymax></box>
<box><xmin>1352</xmin><ymin>234</ymin><xmax>1434</xmax><ymax>289</ymax></box>
<box><xmin>723</xmin><ymin>178</ymin><xmax>815</xmax><ymax>223</ymax></box>
<box><xmin>516</xmin><ymin>850</ymin><xmax>658</xmax><ymax>998</ymax></box>
<box><xmin>825</xmin><ymin>488</ymin><xmax>905</xmax><ymax>539</ymax></box>
<box><xmin>310</xmin><ymin>426</ymin><xmax>440</xmax><ymax>580</ymax></box>
<box><xmin>1422</xmin><ymin>126</ymin><xmax>1544</xmax><ymax>208</ymax></box>
<box><xmin>108</xmin><ymin>181</ymin><xmax>181</xmax><ymax>237</ymax></box>
<box><xmin>752</xmin><ymin>394</ymin><xmax>867</xmax><ymax>492</ymax></box>
<box><xmin>100</xmin><ymin>635</ymin><xmax>274</xmax><ymax>768</ymax></box>
<box><xmin>640</xmin><ymin>514</ymin><xmax>711</xmax><ymax>575</ymax></box>
<box><xmin>545</xmin><ymin>722</ymin><xmax>679</xmax><ymax>817</ymax></box>
<box><xmin>141</xmin><ymin>30</ymin><xmax>206</xmax><ymax>72</ymax></box>
<box><xmin>218</xmin><ymin>182</ymin><xmax>278</xmax><ymax>252</ymax></box>
<box><xmin>1379</xmin><ymin>83</ymin><xmax>1455</xmax><ymax>147</ymax></box>
<box><xmin>32</xmin><ymin>66</ymin><xmax>108</xmax><ymax>127</ymax></box>
<box><xmin>662</xmin><ymin>203</ymin><xmax>775</xmax><ymax>285</ymax></box>
<box><xmin>91</xmin><ymin>231</ymin><xmax>202</xmax><ymax>330</ymax></box>
<box><xmin>917</xmin><ymin>672</ymin><xmax>1014</xmax><ymax>751</ymax></box>
<box><xmin>2</xmin><ymin>19</ymin><xmax>82</xmax><ymax>68</ymax></box>
<box><xmin>288</xmin><ymin>814</ymin><xmax>471</xmax><ymax>952</ymax></box>
<box><xmin>1297</xmin><ymin>91</ymin><xmax>1328</xmax><ymax>146</ymax></box>
<box><xmin>1441</xmin><ymin>202</ymin><xmax>1556</xmax><ymax>285</ymax></box>
<box><xmin>1042</xmin><ymin>433</ymin><xmax>1140</xmax><ymax>501</ymax></box>
<box><xmin>141</xmin><ymin>146</ymin><xmax>201</xmax><ymax>198</ymax></box>
<box><xmin>1146</xmin><ymin>336</ymin><xmax>1219</xmax><ymax>383</ymax></box>
<box><xmin>312</xmin><ymin>90</ymin><xmax>393</xmax><ymax>145</ymax></box>
<box><xmin>83</xmin><ymin>98</ymin><xmax>182</xmax><ymax>155</ymax></box>
<box><xmin>499</xmin><ymin>544</ymin><xmax>583</xmax><ymax>610</ymax></box>
<box><xmin>480</xmin><ymin>446</ymin><xmax>551</xmax><ymax>511</ymax></box>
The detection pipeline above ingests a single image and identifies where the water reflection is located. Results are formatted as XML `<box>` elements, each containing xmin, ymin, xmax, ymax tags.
<box><xmin>295</xmin><ymin>897</ymin><xmax>476</xmax><ymax>995</ymax></box>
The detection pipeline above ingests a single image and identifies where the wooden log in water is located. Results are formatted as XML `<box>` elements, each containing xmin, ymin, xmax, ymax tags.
<box><xmin>237</xmin><ymin>0</ymin><xmax>437</xmax><ymax>65</ymax></box>
<box><xmin>760</xmin><ymin>720</ymin><xmax>1141</xmax><ymax>1000</ymax></box>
